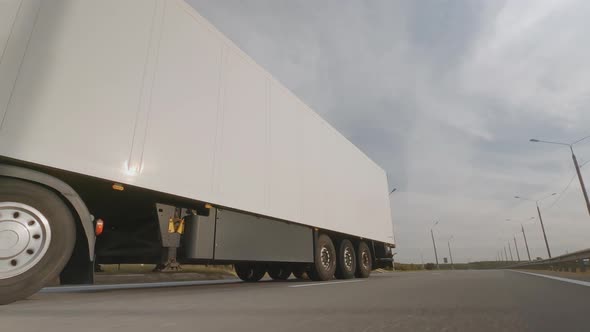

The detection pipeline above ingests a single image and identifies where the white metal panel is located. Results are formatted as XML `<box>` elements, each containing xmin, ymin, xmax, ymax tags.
<box><xmin>139</xmin><ymin>1</ymin><xmax>222</xmax><ymax>201</ymax></box>
<box><xmin>321</xmin><ymin>123</ymin><xmax>356</xmax><ymax>232</ymax></box>
<box><xmin>0</xmin><ymin>0</ymin><xmax>21</xmax><ymax>59</ymax></box>
<box><xmin>346</xmin><ymin>141</ymin><xmax>394</xmax><ymax>242</ymax></box>
<box><xmin>267</xmin><ymin>82</ymin><xmax>303</xmax><ymax>222</ymax></box>
<box><xmin>215</xmin><ymin>47</ymin><xmax>268</xmax><ymax>212</ymax></box>
<box><xmin>127</xmin><ymin>0</ymin><xmax>166</xmax><ymax>176</ymax></box>
<box><xmin>301</xmin><ymin>108</ymin><xmax>326</xmax><ymax>226</ymax></box>
<box><xmin>0</xmin><ymin>0</ymin><xmax>38</xmax><ymax>125</ymax></box>
<box><xmin>0</xmin><ymin>0</ymin><xmax>156</xmax><ymax>181</ymax></box>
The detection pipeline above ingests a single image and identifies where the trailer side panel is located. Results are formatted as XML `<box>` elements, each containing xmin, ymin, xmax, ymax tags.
<box><xmin>0</xmin><ymin>0</ymin><xmax>394</xmax><ymax>244</ymax></box>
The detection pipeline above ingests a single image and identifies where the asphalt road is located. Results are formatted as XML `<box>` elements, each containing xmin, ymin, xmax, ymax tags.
<box><xmin>1</xmin><ymin>270</ymin><xmax>589</xmax><ymax>332</ymax></box>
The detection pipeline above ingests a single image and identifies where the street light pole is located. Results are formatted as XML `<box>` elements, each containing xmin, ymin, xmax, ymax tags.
<box><xmin>530</xmin><ymin>137</ymin><xmax>590</xmax><ymax>217</ymax></box>
<box><xmin>448</xmin><ymin>236</ymin><xmax>454</xmax><ymax>270</ymax></box>
<box><xmin>431</xmin><ymin>221</ymin><xmax>439</xmax><ymax>269</ymax></box>
<box><xmin>513</xmin><ymin>236</ymin><xmax>521</xmax><ymax>261</ymax></box>
<box><xmin>421</xmin><ymin>252</ymin><xmax>425</xmax><ymax>269</ymax></box>
<box><xmin>515</xmin><ymin>194</ymin><xmax>555</xmax><ymax>259</ymax></box>
<box><xmin>504</xmin><ymin>246</ymin><xmax>508</xmax><ymax>263</ymax></box>
<box><xmin>570</xmin><ymin>146</ymin><xmax>590</xmax><ymax>217</ymax></box>
<box><xmin>507</xmin><ymin>217</ymin><xmax>534</xmax><ymax>261</ymax></box>
<box><xmin>522</xmin><ymin>224</ymin><xmax>531</xmax><ymax>261</ymax></box>
<box><xmin>536</xmin><ymin>202</ymin><xmax>551</xmax><ymax>258</ymax></box>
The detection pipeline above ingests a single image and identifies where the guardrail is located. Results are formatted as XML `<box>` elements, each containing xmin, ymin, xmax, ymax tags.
<box><xmin>507</xmin><ymin>248</ymin><xmax>590</xmax><ymax>272</ymax></box>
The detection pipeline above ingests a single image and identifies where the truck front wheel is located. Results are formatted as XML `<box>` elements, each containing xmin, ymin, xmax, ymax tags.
<box><xmin>0</xmin><ymin>178</ymin><xmax>76</xmax><ymax>305</ymax></box>
<box><xmin>308</xmin><ymin>234</ymin><xmax>336</xmax><ymax>281</ymax></box>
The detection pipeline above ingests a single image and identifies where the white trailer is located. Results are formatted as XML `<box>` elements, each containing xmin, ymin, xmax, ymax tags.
<box><xmin>0</xmin><ymin>0</ymin><xmax>394</xmax><ymax>304</ymax></box>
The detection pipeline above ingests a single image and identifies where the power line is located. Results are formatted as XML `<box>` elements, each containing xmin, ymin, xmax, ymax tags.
<box><xmin>547</xmin><ymin>174</ymin><xmax>577</xmax><ymax>210</ymax></box>
<box><xmin>547</xmin><ymin>161</ymin><xmax>588</xmax><ymax>210</ymax></box>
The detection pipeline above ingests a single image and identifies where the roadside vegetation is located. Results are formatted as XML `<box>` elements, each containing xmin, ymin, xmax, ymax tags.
<box><xmin>394</xmin><ymin>261</ymin><xmax>517</xmax><ymax>271</ymax></box>
<box><xmin>98</xmin><ymin>264</ymin><xmax>236</xmax><ymax>276</ymax></box>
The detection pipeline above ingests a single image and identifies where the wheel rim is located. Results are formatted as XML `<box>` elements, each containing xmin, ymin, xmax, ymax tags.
<box><xmin>320</xmin><ymin>246</ymin><xmax>332</xmax><ymax>270</ymax></box>
<box><xmin>344</xmin><ymin>247</ymin><xmax>353</xmax><ymax>271</ymax></box>
<box><xmin>0</xmin><ymin>202</ymin><xmax>52</xmax><ymax>279</ymax></box>
<box><xmin>361</xmin><ymin>250</ymin><xmax>370</xmax><ymax>270</ymax></box>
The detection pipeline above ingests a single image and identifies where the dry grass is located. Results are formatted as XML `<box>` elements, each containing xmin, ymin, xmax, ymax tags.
<box><xmin>98</xmin><ymin>264</ymin><xmax>235</xmax><ymax>276</ymax></box>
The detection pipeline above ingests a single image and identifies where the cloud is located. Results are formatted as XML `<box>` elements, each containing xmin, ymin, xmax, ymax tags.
<box><xmin>186</xmin><ymin>0</ymin><xmax>590</xmax><ymax>263</ymax></box>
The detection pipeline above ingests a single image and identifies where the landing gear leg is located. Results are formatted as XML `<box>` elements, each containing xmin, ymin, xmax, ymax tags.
<box><xmin>153</xmin><ymin>204</ymin><xmax>185</xmax><ymax>272</ymax></box>
<box><xmin>153</xmin><ymin>247</ymin><xmax>182</xmax><ymax>272</ymax></box>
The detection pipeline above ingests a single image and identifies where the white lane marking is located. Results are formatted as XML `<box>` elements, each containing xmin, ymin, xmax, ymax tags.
<box><xmin>288</xmin><ymin>280</ymin><xmax>365</xmax><ymax>288</ymax></box>
<box><xmin>41</xmin><ymin>279</ymin><xmax>240</xmax><ymax>293</ymax></box>
<box><xmin>510</xmin><ymin>270</ymin><xmax>590</xmax><ymax>287</ymax></box>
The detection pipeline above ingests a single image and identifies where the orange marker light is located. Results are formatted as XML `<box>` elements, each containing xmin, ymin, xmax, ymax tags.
<box><xmin>112</xmin><ymin>183</ymin><xmax>124</xmax><ymax>191</ymax></box>
<box><xmin>205</xmin><ymin>203</ymin><xmax>213</xmax><ymax>209</ymax></box>
<box><xmin>95</xmin><ymin>219</ymin><xmax>104</xmax><ymax>236</ymax></box>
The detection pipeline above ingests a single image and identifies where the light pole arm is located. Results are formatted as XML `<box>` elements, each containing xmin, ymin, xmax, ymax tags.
<box><xmin>572</xmin><ymin>135</ymin><xmax>590</xmax><ymax>145</ymax></box>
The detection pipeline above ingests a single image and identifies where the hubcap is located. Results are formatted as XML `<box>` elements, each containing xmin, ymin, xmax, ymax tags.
<box><xmin>320</xmin><ymin>246</ymin><xmax>332</xmax><ymax>270</ymax></box>
<box><xmin>0</xmin><ymin>203</ymin><xmax>52</xmax><ymax>279</ymax></box>
<box><xmin>361</xmin><ymin>251</ymin><xmax>370</xmax><ymax>269</ymax></box>
<box><xmin>344</xmin><ymin>247</ymin><xmax>353</xmax><ymax>271</ymax></box>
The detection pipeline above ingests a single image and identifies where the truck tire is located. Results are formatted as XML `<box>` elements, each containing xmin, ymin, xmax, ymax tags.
<box><xmin>267</xmin><ymin>264</ymin><xmax>292</xmax><ymax>280</ymax></box>
<box><xmin>308</xmin><ymin>234</ymin><xmax>336</xmax><ymax>281</ymax></box>
<box><xmin>0</xmin><ymin>178</ymin><xmax>76</xmax><ymax>305</ymax></box>
<box><xmin>335</xmin><ymin>239</ymin><xmax>356</xmax><ymax>279</ymax></box>
<box><xmin>292</xmin><ymin>265</ymin><xmax>307</xmax><ymax>280</ymax></box>
<box><xmin>355</xmin><ymin>241</ymin><xmax>372</xmax><ymax>278</ymax></box>
<box><xmin>234</xmin><ymin>263</ymin><xmax>266</xmax><ymax>282</ymax></box>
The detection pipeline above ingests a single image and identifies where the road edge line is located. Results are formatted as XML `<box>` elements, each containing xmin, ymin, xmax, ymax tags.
<box><xmin>509</xmin><ymin>270</ymin><xmax>590</xmax><ymax>287</ymax></box>
<box><xmin>41</xmin><ymin>279</ymin><xmax>241</xmax><ymax>293</ymax></box>
<box><xmin>288</xmin><ymin>280</ymin><xmax>365</xmax><ymax>288</ymax></box>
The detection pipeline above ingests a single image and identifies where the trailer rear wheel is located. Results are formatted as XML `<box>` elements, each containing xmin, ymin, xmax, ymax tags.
<box><xmin>234</xmin><ymin>263</ymin><xmax>266</xmax><ymax>282</ymax></box>
<box><xmin>0</xmin><ymin>178</ymin><xmax>76</xmax><ymax>305</ymax></box>
<box><xmin>356</xmin><ymin>241</ymin><xmax>372</xmax><ymax>278</ymax></box>
<box><xmin>267</xmin><ymin>264</ymin><xmax>292</xmax><ymax>280</ymax></box>
<box><xmin>335</xmin><ymin>239</ymin><xmax>356</xmax><ymax>279</ymax></box>
<box><xmin>308</xmin><ymin>234</ymin><xmax>336</xmax><ymax>281</ymax></box>
<box><xmin>292</xmin><ymin>265</ymin><xmax>307</xmax><ymax>280</ymax></box>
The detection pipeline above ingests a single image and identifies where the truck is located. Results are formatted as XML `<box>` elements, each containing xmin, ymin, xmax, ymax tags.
<box><xmin>0</xmin><ymin>0</ymin><xmax>395</xmax><ymax>305</ymax></box>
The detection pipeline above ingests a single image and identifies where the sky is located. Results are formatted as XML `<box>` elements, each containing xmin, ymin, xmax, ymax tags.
<box><xmin>186</xmin><ymin>0</ymin><xmax>590</xmax><ymax>263</ymax></box>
